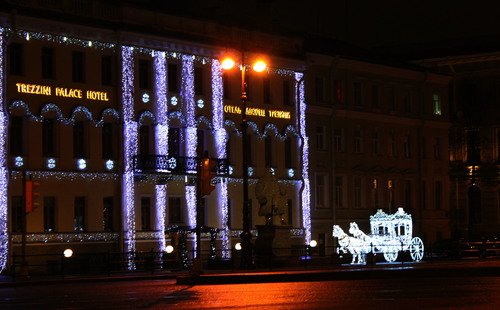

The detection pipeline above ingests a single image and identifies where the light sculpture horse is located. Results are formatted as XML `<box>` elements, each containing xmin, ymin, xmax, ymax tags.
<box><xmin>332</xmin><ymin>225</ymin><xmax>366</xmax><ymax>264</ymax></box>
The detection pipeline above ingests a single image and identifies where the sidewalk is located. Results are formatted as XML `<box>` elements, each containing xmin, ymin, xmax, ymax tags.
<box><xmin>1</xmin><ymin>258</ymin><xmax>499</xmax><ymax>287</ymax></box>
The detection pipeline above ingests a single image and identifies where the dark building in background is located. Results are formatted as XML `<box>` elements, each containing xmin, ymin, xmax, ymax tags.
<box><xmin>415</xmin><ymin>50</ymin><xmax>500</xmax><ymax>239</ymax></box>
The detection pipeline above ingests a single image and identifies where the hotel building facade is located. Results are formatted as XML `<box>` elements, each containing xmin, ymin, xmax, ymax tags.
<box><xmin>0</xmin><ymin>2</ymin><xmax>310</xmax><ymax>271</ymax></box>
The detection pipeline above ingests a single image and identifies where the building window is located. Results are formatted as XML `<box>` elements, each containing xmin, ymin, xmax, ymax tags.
<box><xmin>73</xmin><ymin>121</ymin><xmax>86</xmax><ymax>158</ymax></box>
<box><xmin>247</xmin><ymin>134</ymin><xmax>253</xmax><ymax>166</ymax></box>
<box><xmin>194</xmin><ymin>66</ymin><xmax>204</xmax><ymax>95</ymax></box>
<box><xmin>197</xmin><ymin>129</ymin><xmax>205</xmax><ymax>159</ymax></box>
<box><xmin>168</xmin><ymin>197</ymin><xmax>182</xmax><ymax>224</ymax></box>
<box><xmin>168</xmin><ymin>63</ymin><xmax>179</xmax><ymax>92</ymax></box>
<box><xmin>372</xmin><ymin>178</ymin><xmax>379</xmax><ymax>209</ymax></box>
<box><xmin>433</xmin><ymin>94</ymin><xmax>442</xmax><ymax>115</ymax></box>
<box><xmin>335</xmin><ymin>176</ymin><xmax>343</xmax><ymax>208</ymax></box>
<box><xmin>139</xmin><ymin>125</ymin><xmax>150</xmax><ymax>156</ymax></box>
<box><xmin>287</xmin><ymin>199</ymin><xmax>293</xmax><ymax>225</ymax></box>
<box><xmin>101</xmin><ymin>55</ymin><xmax>113</xmax><ymax>86</ymax></box>
<box><xmin>199</xmin><ymin>198</ymin><xmax>206</xmax><ymax>227</ymax></box>
<box><xmin>371</xmin><ymin>84</ymin><xmax>379</xmax><ymax>108</ymax></box>
<box><xmin>283</xmin><ymin>80</ymin><xmax>292</xmax><ymax>106</ymax></box>
<box><xmin>265</xmin><ymin>135</ymin><xmax>273</xmax><ymax>167</ymax></box>
<box><xmin>227</xmin><ymin>198</ymin><xmax>232</xmax><ymax>229</ymax></box>
<box><xmin>315</xmin><ymin>174</ymin><xmax>327</xmax><ymax>208</ymax></box>
<box><xmin>9</xmin><ymin>116</ymin><xmax>23</xmax><ymax>156</ymax></box>
<box><xmin>388</xmin><ymin>87</ymin><xmax>396</xmax><ymax>111</ymax></box>
<box><xmin>353</xmin><ymin>176</ymin><xmax>362</xmax><ymax>208</ymax></box>
<box><xmin>421</xmin><ymin>181</ymin><xmax>427</xmax><ymax>209</ymax></box>
<box><xmin>404</xmin><ymin>180</ymin><xmax>412</xmax><ymax>209</ymax></box>
<box><xmin>44</xmin><ymin>197</ymin><xmax>56</xmax><ymax>232</ymax></box>
<box><xmin>72</xmin><ymin>51</ymin><xmax>85</xmax><ymax>83</ymax></box>
<box><xmin>403</xmin><ymin>135</ymin><xmax>411</xmax><ymax>158</ymax></box>
<box><xmin>496</xmin><ymin>128</ymin><xmax>500</xmax><ymax>162</ymax></box>
<box><xmin>466</xmin><ymin>128</ymin><xmax>480</xmax><ymax>164</ymax></box>
<box><xmin>354</xmin><ymin>128</ymin><xmax>363</xmax><ymax>153</ymax></box>
<box><xmin>41</xmin><ymin>47</ymin><xmax>55</xmax><ymax>79</ymax></box>
<box><xmin>226</xmin><ymin>137</ymin><xmax>232</xmax><ymax>165</ymax></box>
<box><xmin>404</xmin><ymin>90</ymin><xmax>412</xmax><ymax>113</ymax></box>
<box><xmin>168</xmin><ymin>128</ymin><xmax>180</xmax><ymax>156</ymax></box>
<box><xmin>433</xmin><ymin>137</ymin><xmax>441</xmax><ymax>160</ymax></box>
<box><xmin>315</xmin><ymin>77</ymin><xmax>324</xmax><ymax>102</ymax></box>
<box><xmin>247</xmin><ymin>199</ymin><xmax>253</xmax><ymax>228</ymax></box>
<box><xmin>353</xmin><ymin>82</ymin><xmax>362</xmax><ymax>106</ymax></box>
<box><xmin>11</xmin><ymin>196</ymin><xmax>23</xmax><ymax>233</ymax></box>
<box><xmin>141</xmin><ymin>197</ymin><xmax>151</xmax><ymax>230</ymax></box>
<box><xmin>388</xmin><ymin>179</ymin><xmax>395</xmax><ymax>211</ymax></box>
<box><xmin>316</xmin><ymin>126</ymin><xmax>326</xmax><ymax>150</ymax></box>
<box><xmin>103</xmin><ymin>197</ymin><xmax>114</xmax><ymax>231</ymax></box>
<box><xmin>263</xmin><ymin>76</ymin><xmax>271</xmax><ymax>104</ymax></box>
<box><xmin>284</xmin><ymin>137</ymin><xmax>292</xmax><ymax>168</ymax></box>
<box><xmin>9</xmin><ymin>43</ymin><xmax>23</xmax><ymax>75</ymax></box>
<box><xmin>138</xmin><ymin>59</ymin><xmax>151</xmax><ymax>89</ymax></box>
<box><xmin>389</xmin><ymin>132</ymin><xmax>397</xmax><ymax>157</ymax></box>
<box><xmin>334</xmin><ymin>79</ymin><xmax>344</xmax><ymax>103</ymax></box>
<box><xmin>334</xmin><ymin>129</ymin><xmax>344</xmax><ymax>152</ymax></box>
<box><xmin>434</xmin><ymin>181</ymin><xmax>442</xmax><ymax>210</ymax></box>
<box><xmin>42</xmin><ymin>118</ymin><xmax>56</xmax><ymax>158</ymax></box>
<box><xmin>372</xmin><ymin>131</ymin><xmax>380</xmax><ymax>155</ymax></box>
<box><xmin>421</xmin><ymin>137</ymin><xmax>427</xmax><ymax>159</ymax></box>
<box><xmin>74</xmin><ymin>197</ymin><xmax>86</xmax><ymax>232</ymax></box>
<box><xmin>102</xmin><ymin>122</ymin><xmax>114</xmax><ymax>159</ymax></box>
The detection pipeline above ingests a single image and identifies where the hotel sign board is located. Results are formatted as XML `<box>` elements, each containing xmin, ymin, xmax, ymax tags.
<box><xmin>224</xmin><ymin>105</ymin><xmax>291</xmax><ymax>120</ymax></box>
<box><xmin>15</xmin><ymin>82</ymin><xmax>110</xmax><ymax>102</ymax></box>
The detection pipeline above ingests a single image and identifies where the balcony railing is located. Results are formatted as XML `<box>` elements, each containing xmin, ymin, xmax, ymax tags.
<box><xmin>133</xmin><ymin>155</ymin><xmax>228</xmax><ymax>176</ymax></box>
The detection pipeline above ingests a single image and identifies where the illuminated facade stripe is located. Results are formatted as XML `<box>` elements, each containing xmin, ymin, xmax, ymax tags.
<box><xmin>0</xmin><ymin>28</ymin><xmax>8</xmax><ymax>272</ymax></box>
<box><xmin>296</xmin><ymin>72</ymin><xmax>311</xmax><ymax>245</ymax></box>
<box><xmin>121</xmin><ymin>46</ymin><xmax>137</xmax><ymax>270</ymax></box>
<box><xmin>181</xmin><ymin>55</ymin><xmax>198</xmax><ymax>254</ymax></box>
<box><xmin>211</xmin><ymin>59</ymin><xmax>230</xmax><ymax>258</ymax></box>
<box><xmin>154</xmin><ymin>51</ymin><xmax>168</xmax><ymax>252</ymax></box>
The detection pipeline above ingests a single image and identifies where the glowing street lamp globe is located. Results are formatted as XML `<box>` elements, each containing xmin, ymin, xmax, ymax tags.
<box><xmin>252</xmin><ymin>60</ymin><xmax>267</xmax><ymax>72</ymax></box>
<box><xmin>221</xmin><ymin>57</ymin><xmax>236</xmax><ymax>70</ymax></box>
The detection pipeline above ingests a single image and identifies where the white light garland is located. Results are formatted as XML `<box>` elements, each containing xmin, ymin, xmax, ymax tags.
<box><xmin>9</xmin><ymin>101</ymin><xmax>119</xmax><ymax>127</ymax></box>
<box><xmin>16</xmin><ymin>30</ymin><xmax>115</xmax><ymax>50</ymax></box>
<box><xmin>181</xmin><ymin>55</ymin><xmax>198</xmax><ymax>254</ymax></box>
<box><xmin>0</xmin><ymin>28</ymin><xmax>8</xmax><ymax>271</ymax></box>
<box><xmin>122</xmin><ymin>46</ymin><xmax>137</xmax><ymax>270</ymax></box>
<box><xmin>154</xmin><ymin>50</ymin><xmax>168</xmax><ymax>252</ymax></box>
<box><xmin>296</xmin><ymin>72</ymin><xmax>311</xmax><ymax>245</ymax></box>
<box><xmin>212</xmin><ymin>59</ymin><xmax>230</xmax><ymax>258</ymax></box>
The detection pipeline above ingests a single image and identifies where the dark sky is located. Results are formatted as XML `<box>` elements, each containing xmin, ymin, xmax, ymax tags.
<box><xmin>177</xmin><ymin>0</ymin><xmax>500</xmax><ymax>47</ymax></box>
<box><xmin>140</xmin><ymin>0</ymin><xmax>500</xmax><ymax>53</ymax></box>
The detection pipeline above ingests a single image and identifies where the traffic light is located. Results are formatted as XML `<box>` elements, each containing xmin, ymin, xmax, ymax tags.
<box><xmin>200</xmin><ymin>157</ymin><xmax>216</xmax><ymax>197</ymax></box>
<box><xmin>25</xmin><ymin>177</ymin><xmax>40</xmax><ymax>214</ymax></box>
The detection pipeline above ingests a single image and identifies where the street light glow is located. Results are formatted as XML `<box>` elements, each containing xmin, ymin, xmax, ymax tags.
<box><xmin>221</xmin><ymin>57</ymin><xmax>236</xmax><ymax>70</ymax></box>
<box><xmin>252</xmin><ymin>60</ymin><xmax>267</xmax><ymax>72</ymax></box>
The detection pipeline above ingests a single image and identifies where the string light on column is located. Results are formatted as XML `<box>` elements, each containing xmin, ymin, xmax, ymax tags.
<box><xmin>296</xmin><ymin>72</ymin><xmax>311</xmax><ymax>245</ymax></box>
<box><xmin>181</xmin><ymin>54</ymin><xmax>198</xmax><ymax>254</ymax></box>
<box><xmin>122</xmin><ymin>46</ymin><xmax>137</xmax><ymax>270</ymax></box>
<box><xmin>0</xmin><ymin>27</ymin><xmax>8</xmax><ymax>271</ymax></box>
<box><xmin>212</xmin><ymin>59</ymin><xmax>230</xmax><ymax>258</ymax></box>
<box><xmin>154</xmin><ymin>50</ymin><xmax>168</xmax><ymax>252</ymax></box>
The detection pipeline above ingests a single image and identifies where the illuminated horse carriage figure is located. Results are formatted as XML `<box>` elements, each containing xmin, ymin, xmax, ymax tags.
<box><xmin>332</xmin><ymin>208</ymin><xmax>425</xmax><ymax>264</ymax></box>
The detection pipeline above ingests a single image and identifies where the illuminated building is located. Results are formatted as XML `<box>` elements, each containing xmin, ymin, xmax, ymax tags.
<box><xmin>304</xmin><ymin>37</ymin><xmax>452</xmax><ymax>252</ymax></box>
<box><xmin>0</xmin><ymin>1</ymin><xmax>309</xmax><ymax>271</ymax></box>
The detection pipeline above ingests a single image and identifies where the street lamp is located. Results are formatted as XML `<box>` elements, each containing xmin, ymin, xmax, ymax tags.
<box><xmin>221</xmin><ymin>52</ymin><xmax>267</xmax><ymax>269</ymax></box>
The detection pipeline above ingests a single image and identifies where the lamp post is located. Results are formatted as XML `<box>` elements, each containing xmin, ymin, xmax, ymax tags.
<box><xmin>221</xmin><ymin>53</ymin><xmax>266</xmax><ymax>269</ymax></box>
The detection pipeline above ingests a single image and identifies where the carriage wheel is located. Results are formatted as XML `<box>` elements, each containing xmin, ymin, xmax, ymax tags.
<box><xmin>410</xmin><ymin>237</ymin><xmax>424</xmax><ymax>261</ymax></box>
<box><xmin>383</xmin><ymin>245</ymin><xmax>398</xmax><ymax>262</ymax></box>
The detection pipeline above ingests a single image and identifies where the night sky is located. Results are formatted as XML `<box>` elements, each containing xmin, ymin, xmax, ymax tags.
<box><xmin>172</xmin><ymin>0</ymin><xmax>500</xmax><ymax>48</ymax></box>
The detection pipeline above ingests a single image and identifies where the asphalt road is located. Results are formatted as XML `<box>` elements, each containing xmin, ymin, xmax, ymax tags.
<box><xmin>1</xmin><ymin>275</ymin><xmax>499</xmax><ymax>309</ymax></box>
